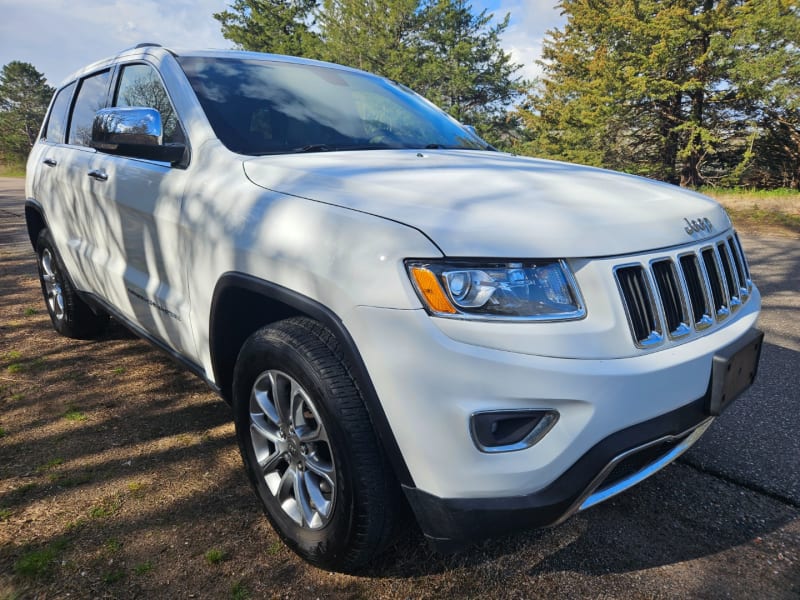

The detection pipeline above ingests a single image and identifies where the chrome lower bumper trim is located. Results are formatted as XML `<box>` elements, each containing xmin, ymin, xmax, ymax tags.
<box><xmin>577</xmin><ymin>417</ymin><xmax>714</xmax><ymax>513</ymax></box>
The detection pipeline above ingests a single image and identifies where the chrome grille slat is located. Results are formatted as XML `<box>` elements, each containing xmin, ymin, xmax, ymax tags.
<box><xmin>616</xmin><ymin>232</ymin><xmax>753</xmax><ymax>348</ymax></box>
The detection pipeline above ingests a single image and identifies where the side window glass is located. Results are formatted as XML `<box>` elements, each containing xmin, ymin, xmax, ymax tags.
<box><xmin>43</xmin><ymin>82</ymin><xmax>76</xmax><ymax>143</ymax></box>
<box><xmin>68</xmin><ymin>70</ymin><xmax>111</xmax><ymax>147</ymax></box>
<box><xmin>115</xmin><ymin>64</ymin><xmax>185</xmax><ymax>144</ymax></box>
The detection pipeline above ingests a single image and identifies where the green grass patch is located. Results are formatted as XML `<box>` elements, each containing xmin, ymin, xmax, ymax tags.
<box><xmin>63</xmin><ymin>408</ymin><xmax>87</xmax><ymax>422</ymax></box>
<box><xmin>205</xmin><ymin>548</ymin><xmax>226</xmax><ymax>564</ymax></box>
<box><xmin>23</xmin><ymin>307</ymin><xmax>37</xmax><ymax>317</ymax></box>
<box><xmin>0</xmin><ymin>161</ymin><xmax>25</xmax><ymax>178</ymax></box>
<box><xmin>726</xmin><ymin>206</ymin><xmax>800</xmax><ymax>234</ymax></box>
<box><xmin>104</xmin><ymin>538</ymin><xmax>122</xmax><ymax>553</ymax></box>
<box><xmin>134</xmin><ymin>561</ymin><xmax>153</xmax><ymax>575</ymax></box>
<box><xmin>4</xmin><ymin>350</ymin><xmax>22</xmax><ymax>361</ymax></box>
<box><xmin>10</xmin><ymin>393</ymin><xmax>24</xmax><ymax>402</ymax></box>
<box><xmin>12</xmin><ymin>482</ymin><xmax>37</xmax><ymax>497</ymax></box>
<box><xmin>267</xmin><ymin>540</ymin><xmax>283</xmax><ymax>556</ymax></box>
<box><xmin>36</xmin><ymin>458</ymin><xmax>64</xmax><ymax>473</ymax></box>
<box><xmin>6</xmin><ymin>363</ymin><xmax>24</xmax><ymax>374</ymax></box>
<box><xmin>14</xmin><ymin>538</ymin><xmax>69</xmax><ymax>579</ymax></box>
<box><xmin>231</xmin><ymin>581</ymin><xmax>250</xmax><ymax>600</ymax></box>
<box><xmin>0</xmin><ymin>507</ymin><xmax>12</xmax><ymax>521</ymax></box>
<box><xmin>102</xmin><ymin>569</ymin><xmax>125</xmax><ymax>584</ymax></box>
<box><xmin>0</xmin><ymin>427</ymin><xmax>6</xmax><ymax>438</ymax></box>
<box><xmin>111</xmin><ymin>366</ymin><xmax>126</xmax><ymax>375</ymax></box>
<box><xmin>89</xmin><ymin>496</ymin><xmax>122</xmax><ymax>519</ymax></box>
<box><xmin>50</xmin><ymin>473</ymin><xmax>93</xmax><ymax>488</ymax></box>
<box><xmin>700</xmin><ymin>186</ymin><xmax>799</xmax><ymax>198</ymax></box>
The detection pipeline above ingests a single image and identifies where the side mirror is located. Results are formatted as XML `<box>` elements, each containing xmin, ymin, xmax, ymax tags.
<box><xmin>91</xmin><ymin>107</ymin><xmax>186</xmax><ymax>164</ymax></box>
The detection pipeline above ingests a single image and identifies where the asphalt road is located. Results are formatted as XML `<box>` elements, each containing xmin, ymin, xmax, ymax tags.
<box><xmin>2</xmin><ymin>176</ymin><xmax>798</xmax><ymax>596</ymax></box>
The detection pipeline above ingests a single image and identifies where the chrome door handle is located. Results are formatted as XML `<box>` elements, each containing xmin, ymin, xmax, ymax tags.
<box><xmin>43</xmin><ymin>158</ymin><xmax>57</xmax><ymax>167</ymax></box>
<box><xmin>87</xmin><ymin>169</ymin><xmax>108</xmax><ymax>182</ymax></box>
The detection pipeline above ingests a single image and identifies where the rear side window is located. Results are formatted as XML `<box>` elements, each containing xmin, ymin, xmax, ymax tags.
<box><xmin>114</xmin><ymin>64</ymin><xmax>185</xmax><ymax>144</ymax></box>
<box><xmin>67</xmin><ymin>70</ymin><xmax>111</xmax><ymax>147</ymax></box>
<box><xmin>43</xmin><ymin>82</ymin><xmax>76</xmax><ymax>143</ymax></box>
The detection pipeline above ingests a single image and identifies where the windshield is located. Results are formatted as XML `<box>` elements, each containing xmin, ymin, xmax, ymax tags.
<box><xmin>177</xmin><ymin>56</ymin><xmax>490</xmax><ymax>155</ymax></box>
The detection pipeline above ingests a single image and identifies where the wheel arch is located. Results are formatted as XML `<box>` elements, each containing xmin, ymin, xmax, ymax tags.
<box><xmin>209</xmin><ymin>272</ymin><xmax>414</xmax><ymax>487</ymax></box>
<box><xmin>25</xmin><ymin>200</ymin><xmax>48</xmax><ymax>250</ymax></box>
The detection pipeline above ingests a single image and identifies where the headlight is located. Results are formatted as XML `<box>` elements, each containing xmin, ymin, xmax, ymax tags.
<box><xmin>405</xmin><ymin>259</ymin><xmax>586</xmax><ymax>321</ymax></box>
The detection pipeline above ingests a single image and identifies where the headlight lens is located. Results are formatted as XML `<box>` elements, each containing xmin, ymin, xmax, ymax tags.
<box><xmin>406</xmin><ymin>259</ymin><xmax>585</xmax><ymax>321</ymax></box>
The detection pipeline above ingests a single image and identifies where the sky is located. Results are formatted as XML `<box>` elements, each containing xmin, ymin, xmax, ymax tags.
<box><xmin>0</xmin><ymin>0</ymin><xmax>565</xmax><ymax>87</ymax></box>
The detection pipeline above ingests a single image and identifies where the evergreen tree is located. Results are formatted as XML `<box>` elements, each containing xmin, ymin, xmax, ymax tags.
<box><xmin>0</xmin><ymin>61</ymin><xmax>53</xmax><ymax>163</ymax></box>
<box><xmin>214</xmin><ymin>0</ymin><xmax>322</xmax><ymax>57</ymax></box>
<box><xmin>729</xmin><ymin>0</ymin><xmax>800</xmax><ymax>188</ymax></box>
<box><xmin>515</xmin><ymin>0</ymin><xmax>800</xmax><ymax>189</ymax></box>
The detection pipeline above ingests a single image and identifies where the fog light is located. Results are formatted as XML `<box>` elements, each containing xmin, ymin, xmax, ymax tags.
<box><xmin>470</xmin><ymin>410</ymin><xmax>559</xmax><ymax>453</ymax></box>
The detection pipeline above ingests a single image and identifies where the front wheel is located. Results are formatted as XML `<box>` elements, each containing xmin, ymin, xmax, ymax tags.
<box><xmin>35</xmin><ymin>229</ymin><xmax>108</xmax><ymax>339</ymax></box>
<box><xmin>232</xmin><ymin>317</ymin><xmax>397</xmax><ymax>572</ymax></box>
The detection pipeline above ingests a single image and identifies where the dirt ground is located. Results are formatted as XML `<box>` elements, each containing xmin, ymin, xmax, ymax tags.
<box><xmin>1</xmin><ymin>199</ymin><xmax>799</xmax><ymax>598</ymax></box>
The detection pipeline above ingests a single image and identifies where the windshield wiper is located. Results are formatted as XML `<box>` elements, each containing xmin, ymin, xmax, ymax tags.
<box><xmin>291</xmin><ymin>144</ymin><xmax>332</xmax><ymax>153</ymax></box>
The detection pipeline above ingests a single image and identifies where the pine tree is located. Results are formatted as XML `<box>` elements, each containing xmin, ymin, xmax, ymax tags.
<box><xmin>0</xmin><ymin>61</ymin><xmax>53</xmax><ymax>163</ymax></box>
<box><xmin>214</xmin><ymin>0</ymin><xmax>322</xmax><ymax>57</ymax></box>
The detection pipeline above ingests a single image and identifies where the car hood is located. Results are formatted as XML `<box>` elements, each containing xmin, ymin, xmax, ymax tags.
<box><xmin>243</xmin><ymin>149</ymin><xmax>730</xmax><ymax>257</ymax></box>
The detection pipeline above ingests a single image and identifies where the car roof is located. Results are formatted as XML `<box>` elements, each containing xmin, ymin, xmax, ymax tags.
<box><xmin>59</xmin><ymin>45</ymin><xmax>373</xmax><ymax>88</ymax></box>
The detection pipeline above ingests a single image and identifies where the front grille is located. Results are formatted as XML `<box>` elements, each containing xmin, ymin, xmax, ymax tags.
<box><xmin>615</xmin><ymin>234</ymin><xmax>752</xmax><ymax>348</ymax></box>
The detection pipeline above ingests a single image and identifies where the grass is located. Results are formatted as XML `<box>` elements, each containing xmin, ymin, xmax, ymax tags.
<box><xmin>14</xmin><ymin>538</ymin><xmax>69</xmax><ymax>579</ymax></box>
<box><xmin>89</xmin><ymin>496</ymin><xmax>122</xmax><ymax>519</ymax></box>
<box><xmin>111</xmin><ymin>366</ymin><xmax>126</xmax><ymax>375</ymax></box>
<box><xmin>0</xmin><ymin>161</ymin><xmax>25</xmax><ymax>178</ymax></box>
<box><xmin>6</xmin><ymin>363</ymin><xmax>24</xmax><ymax>374</ymax></box>
<box><xmin>700</xmin><ymin>186</ymin><xmax>799</xmax><ymax>198</ymax></box>
<box><xmin>726</xmin><ymin>205</ymin><xmax>800</xmax><ymax>232</ymax></box>
<box><xmin>104</xmin><ymin>538</ymin><xmax>122</xmax><ymax>553</ymax></box>
<box><xmin>4</xmin><ymin>350</ymin><xmax>22</xmax><ymax>361</ymax></box>
<box><xmin>231</xmin><ymin>581</ymin><xmax>250</xmax><ymax>600</ymax></box>
<box><xmin>0</xmin><ymin>507</ymin><xmax>12</xmax><ymax>521</ymax></box>
<box><xmin>102</xmin><ymin>569</ymin><xmax>125</xmax><ymax>584</ymax></box>
<box><xmin>35</xmin><ymin>458</ymin><xmax>63</xmax><ymax>473</ymax></box>
<box><xmin>204</xmin><ymin>548</ymin><xmax>226</xmax><ymax>564</ymax></box>
<box><xmin>134</xmin><ymin>561</ymin><xmax>153</xmax><ymax>575</ymax></box>
<box><xmin>23</xmin><ymin>307</ymin><xmax>37</xmax><ymax>317</ymax></box>
<box><xmin>266</xmin><ymin>540</ymin><xmax>283</xmax><ymax>556</ymax></box>
<box><xmin>10</xmin><ymin>393</ymin><xmax>24</xmax><ymax>402</ymax></box>
<box><xmin>0</xmin><ymin>427</ymin><xmax>6</xmax><ymax>438</ymax></box>
<box><xmin>703</xmin><ymin>188</ymin><xmax>800</xmax><ymax>235</ymax></box>
<box><xmin>63</xmin><ymin>408</ymin><xmax>87</xmax><ymax>422</ymax></box>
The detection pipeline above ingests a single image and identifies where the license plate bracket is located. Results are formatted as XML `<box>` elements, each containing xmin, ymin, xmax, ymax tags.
<box><xmin>706</xmin><ymin>328</ymin><xmax>764</xmax><ymax>416</ymax></box>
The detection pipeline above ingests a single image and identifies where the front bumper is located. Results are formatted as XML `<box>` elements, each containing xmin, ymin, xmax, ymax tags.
<box><xmin>404</xmin><ymin>394</ymin><xmax>713</xmax><ymax>550</ymax></box>
<box><xmin>344</xmin><ymin>294</ymin><xmax>761</xmax><ymax>547</ymax></box>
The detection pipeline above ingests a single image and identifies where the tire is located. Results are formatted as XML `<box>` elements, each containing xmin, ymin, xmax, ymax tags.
<box><xmin>232</xmin><ymin>317</ymin><xmax>397</xmax><ymax>572</ymax></box>
<box><xmin>35</xmin><ymin>229</ymin><xmax>108</xmax><ymax>339</ymax></box>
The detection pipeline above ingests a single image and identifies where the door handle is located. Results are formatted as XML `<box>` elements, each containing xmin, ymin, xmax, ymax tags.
<box><xmin>87</xmin><ymin>169</ymin><xmax>108</xmax><ymax>182</ymax></box>
<box><xmin>43</xmin><ymin>158</ymin><xmax>57</xmax><ymax>167</ymax></box>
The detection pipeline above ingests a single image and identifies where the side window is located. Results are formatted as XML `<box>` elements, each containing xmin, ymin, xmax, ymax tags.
<box><xmin>114</xmin><ymin>64</ymin><xmax>185</xmax><ymax>144</ymax></box>
<box><xmin>68</xmin><ymin>70</ymin><xmax>111</xmax><ymax>147</ymax></box>
<box><xmin>43</xmin><ymin>82</ymin><xmax>76</xmax><ymax>143</ymax></box>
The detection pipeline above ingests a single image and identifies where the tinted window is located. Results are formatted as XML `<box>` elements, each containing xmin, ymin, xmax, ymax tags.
<box><xmin>68</xmin><ymin>70</ymin><xmax>110</xmax><ymax>146</ymax></box>
<box><xmin>44</xmin><ymin>82</ymin><xmax>76</xmax><ymax>143</ymax></box>
<box><xmin>115</xmin><ymin>64</ymin><xmax>185</xmax><ymax>144</ymax></box>
<box><xmin>178</xmin><ymin>56</ymin><xmax>489</xmax><ymax>155</ymax></box>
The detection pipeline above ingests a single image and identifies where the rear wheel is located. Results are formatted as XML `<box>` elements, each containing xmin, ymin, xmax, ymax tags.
<box><xmin>232</xmin><ymin>317</ymin><xmax>397</xmax><ymax>572</ymax></box>
<box><xmin>36</xmin><ymin>229</ymin><xmax>108</xmax><ymax>339</ymax></box>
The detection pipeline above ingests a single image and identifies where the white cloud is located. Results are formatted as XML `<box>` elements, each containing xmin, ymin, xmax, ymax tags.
<box><xmin>0</xmin><ymin>0</ymin><xmax>231</xmax><ymax>85</ymax></box>
<box><xmin>480</xmin><ymin>0</ymin><xmax>566</xmax><ymax>82</ymax></box>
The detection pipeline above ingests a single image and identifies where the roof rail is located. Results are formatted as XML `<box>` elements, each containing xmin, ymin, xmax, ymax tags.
<box><xmin>134</xmin><ymin>42</ymin><xmax>162</xmax><ymax>49</ymax></box>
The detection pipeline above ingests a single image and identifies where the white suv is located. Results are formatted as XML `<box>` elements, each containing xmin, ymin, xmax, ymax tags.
<box><xmin>25</xmin><ymin>44</ymin><xmax>763</xmax><ymax>571</ymax></box>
